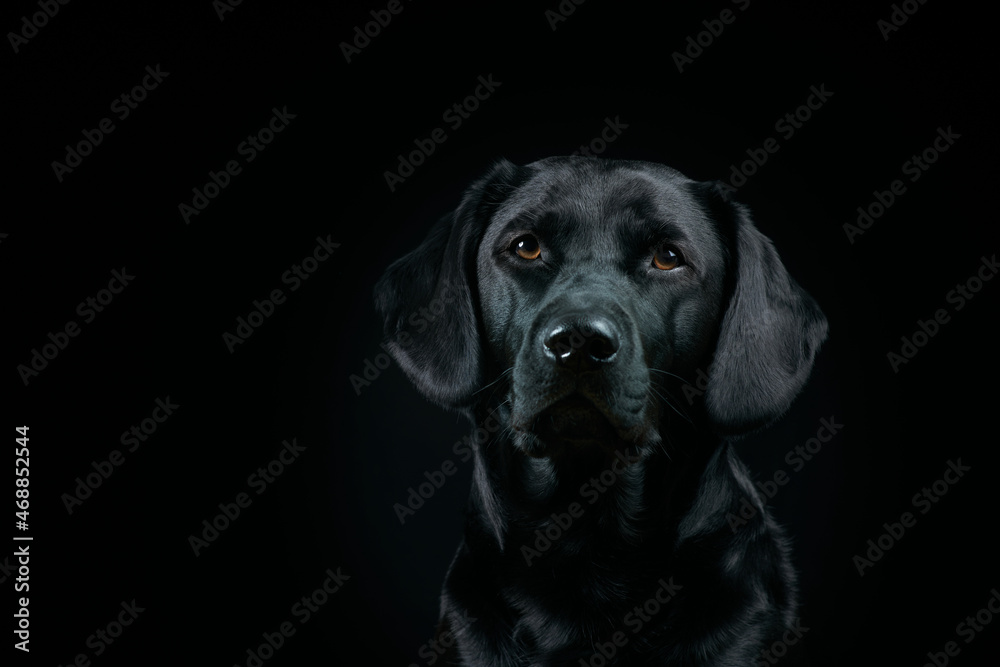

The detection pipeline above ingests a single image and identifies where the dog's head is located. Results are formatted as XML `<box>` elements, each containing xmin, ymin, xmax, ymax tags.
<box><xmin>376</xmin><ymin>157</ymin><xmax>827</xmax><ymax>458</ymax></box>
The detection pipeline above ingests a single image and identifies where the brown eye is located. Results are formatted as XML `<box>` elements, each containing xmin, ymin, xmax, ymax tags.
<box><xmin>653</xmin><ymin>246</ymin><xmax>681</xmax><ymax>271</ymax></box>
<box><xmin>514</xmin><ymin>235</ymin><xmax>541</xmax><ymax>260</ymax></box>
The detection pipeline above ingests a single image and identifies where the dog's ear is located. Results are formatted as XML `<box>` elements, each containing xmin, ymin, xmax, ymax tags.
<box><xmin>702</xmin><ymin>185</ymin><xmax>828</xmax><ymax>435</ymax></box>
<box><xmin>374</xmin><ymin>158</ymin><xmax>523</xmax><ymax>410</ymax></box>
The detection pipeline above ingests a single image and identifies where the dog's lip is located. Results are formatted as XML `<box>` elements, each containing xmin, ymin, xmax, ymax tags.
<box><xmin>513</xmin><ymin>390</ymin><xmax>597</xmax><ymax>425</ymax></box>
<box><xmin>542</xmin><ymin>394</ymin><xmax>603</xmax><ymax>420</ymax></box>
<box><xmin>524</xmin><ymin>391</ymin><xmax>621</xmax><ymax>442</ymax></box>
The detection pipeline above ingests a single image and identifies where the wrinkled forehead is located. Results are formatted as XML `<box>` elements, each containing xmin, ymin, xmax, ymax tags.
<box><xmin>488</xmin><ymin>158</ymin><xmax>725</xmax><ymax>262</ymax></box>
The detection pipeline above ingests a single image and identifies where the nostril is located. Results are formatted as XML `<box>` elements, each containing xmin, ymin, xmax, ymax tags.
<box><xmin>544</xmin><ymin>327</ymin><xmax>577</xmax><ymax>359</ymax></box>
<box><xmin>584</xmin><ymin>319</ymin><xmax>619</xmax><ymax>362</ymax></box>
<box><xmin>586</xmin><ymin>335</ymin><xmax>617</xmax><ymax>361</ymax></box>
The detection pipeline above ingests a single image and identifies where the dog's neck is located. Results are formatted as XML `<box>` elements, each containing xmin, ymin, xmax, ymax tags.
<box><xmin>465</xmin><ymin>403</ymin><xmax>722</xmax><ymax>557</ymax></box>
<box><xmin>446</xmin><ymin>403</ymin><xmax>798</xmax><ymax>657</ymax></box>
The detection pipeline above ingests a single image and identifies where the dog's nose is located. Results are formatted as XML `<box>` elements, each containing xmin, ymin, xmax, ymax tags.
<box><xmin>543</xmin><ymin>317</ymin><xmax>620</xmax><ymax>367</ymax></box>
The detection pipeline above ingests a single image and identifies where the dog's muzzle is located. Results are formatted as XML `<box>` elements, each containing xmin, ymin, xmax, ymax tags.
<box><xmin>510</xmin><ymin>307</ymin><xmax>655</xmax><ymax>455</ymax></box>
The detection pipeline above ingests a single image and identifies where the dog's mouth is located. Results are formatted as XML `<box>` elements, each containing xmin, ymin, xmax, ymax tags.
<box><xmin>523</xmin><ymin>392</ymin><xmax>623</xmax><ymax>449</ymax></box>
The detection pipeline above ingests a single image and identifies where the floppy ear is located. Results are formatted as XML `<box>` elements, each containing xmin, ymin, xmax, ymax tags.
<box><xmin>704</xmin><ymin>189</ymin><xmax>829</xmax><ymax>436</ymax></box>
<box><xmin>374</xmin><ymin>158</ymin><xmax>523</xmax><ymax>410</ymax></box>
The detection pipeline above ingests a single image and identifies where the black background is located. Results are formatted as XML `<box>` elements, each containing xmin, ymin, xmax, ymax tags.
<box><xmin>6</xmin><ymin>0</ymin><xmax>999</xmax><ymax>665</ymax></box>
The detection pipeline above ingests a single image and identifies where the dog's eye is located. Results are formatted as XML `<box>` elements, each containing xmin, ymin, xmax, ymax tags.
<box><xmin>513</xmin><ymin>235</ymin><xmax>542</xmax><ymax>260</ymax></box>
<box><xmin>653</xmin><ymin>246</ymin><xmax>682</xmax><ymax>271</ymax></box>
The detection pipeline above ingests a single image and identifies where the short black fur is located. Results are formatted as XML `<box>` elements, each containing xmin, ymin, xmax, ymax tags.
<box><xmin>375</xmin><ymin>156</ymin><xmax>827</xmax><ymax>665</ymax></box>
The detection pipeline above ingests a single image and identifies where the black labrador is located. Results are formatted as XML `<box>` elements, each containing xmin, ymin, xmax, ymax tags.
<box><xmin>376</xmin><ymin>156</ymin><xmax>827</xmax><ymax>665</ymax></box>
